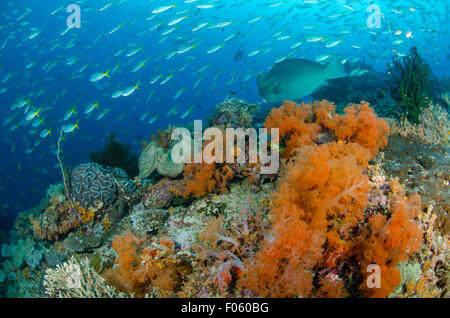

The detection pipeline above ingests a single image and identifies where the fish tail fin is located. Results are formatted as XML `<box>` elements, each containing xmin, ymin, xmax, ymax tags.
<box><xmin>325</xmin><ymin>58</ymin><xmax>347</xmax><ymax>79</ymax></box>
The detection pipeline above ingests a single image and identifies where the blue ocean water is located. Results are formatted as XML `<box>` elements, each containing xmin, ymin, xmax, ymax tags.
<box><xmin>0</xmin><ymin>0</ymin><xmax>449</xmax><ymax>232</ymax></box>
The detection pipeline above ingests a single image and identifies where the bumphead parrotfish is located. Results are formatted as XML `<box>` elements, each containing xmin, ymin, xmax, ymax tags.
<box><xmin>257</xmin><ymin>58</ymin><xmax>347</xmax><ymax>104</ymax></box>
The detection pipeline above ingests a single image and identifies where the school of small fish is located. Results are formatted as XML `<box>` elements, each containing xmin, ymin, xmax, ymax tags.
<box><xmin>0</xmin><ymin>0</ymin><xmax>448</xmax><ymax>213</ymax></box>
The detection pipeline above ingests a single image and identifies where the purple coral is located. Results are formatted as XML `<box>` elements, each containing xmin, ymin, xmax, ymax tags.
<box><xmin>70</xmin><ymin>163</ymin><xmax>116</xmax><ymax>208</ymax></box>
<box><xmin>143</xmin><ymin>178</ymin><xmax>180</xmax><ymax>209</ymax></box>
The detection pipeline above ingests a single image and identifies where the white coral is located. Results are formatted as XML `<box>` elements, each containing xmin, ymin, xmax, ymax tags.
<box><xmin>43</xmin><ymin>256</ymin><xmax>126</xmax><ymax>298</ymax></box>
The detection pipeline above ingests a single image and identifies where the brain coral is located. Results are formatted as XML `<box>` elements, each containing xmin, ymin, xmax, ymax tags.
<box><xmin>70</xmin><ymin>163</ymin><xmax>116</xmax><ymax>209</ymax></box>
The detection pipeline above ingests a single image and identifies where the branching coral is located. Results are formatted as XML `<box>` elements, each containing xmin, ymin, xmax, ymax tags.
<box><xmin>43</xmin><ymin>256</ymin><xmax>126</xmax><ymax>298</ymax></box>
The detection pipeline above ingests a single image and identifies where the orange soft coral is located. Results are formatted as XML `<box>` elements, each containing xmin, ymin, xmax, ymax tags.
<box><xmin>181</xmin><ymin>163</ymin><xmax>217</xmax><ymax>198</ymax></box>
<box><xmin>264</xmin><ymin>100</ymin><xmax>321</xmax><ymax>158</ymax></box>
<box><xmin>239</xmin><ymin>102</ymin><xmax>419</xmax><ymax>297</ymax></box>
<box><xmin>359</xmin><ymin>194</ymin><xmax>423</xmax><ymax>297</ymax></box>
<box><xmin>239</xmin><ymin>143</ymin><xmax>370</xmax><ymax>297</ymax></box>
<box><xmin>103</xmin><ymin>234</ymin><xmax>180</xmax><ymax>297</ymax></box>
<box><xmin>178</xmin><ymin>162</ymin><xmax>235</xmax><ymax>199</ymax></box>
<box><xmin>326</xmin><ymin>102</ymin><xmax>390</xmax><ymax>157</ymax></box>
<box><xmin>239</xmin><ymin>141</ymin><xmax>422</xmax><ymax>297</ymax></box>
<box><xmin>264</xmin><ymin>100</ymin><xmax>389</xmax><ymax>160</ymax></box>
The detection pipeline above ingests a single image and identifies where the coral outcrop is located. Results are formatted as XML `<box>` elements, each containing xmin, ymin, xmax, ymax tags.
<box><xmin>2</xmin><ymin>97</ymin><xmax>446</xmax><ymax>299</ymax></box>
<box><xmin>209</xmin><ymin>98</ymin><xmax>259</xmax><ymax>128</ymax></box>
